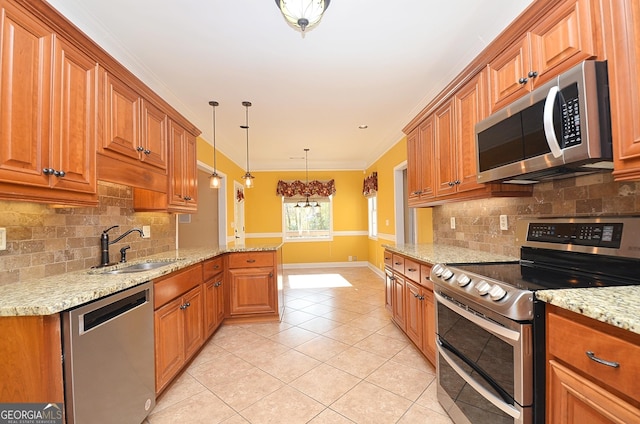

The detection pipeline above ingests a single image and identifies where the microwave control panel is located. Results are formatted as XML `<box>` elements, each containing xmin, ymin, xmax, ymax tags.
<box><xmin>527</xmin><ymin>222</ymin><xmax>622</xmax><ymax>248</ymax></box>
<box><xmin>560</xmin><ymin>83</ymin><xmax>582</xmax><ymax>148</ymax></box>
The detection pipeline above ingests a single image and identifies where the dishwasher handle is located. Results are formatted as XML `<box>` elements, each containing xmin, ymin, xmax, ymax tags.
<box><xmin>81</xmin><ymin>288</ymin><xmax>150</xmax><ymax>334</ymax></box>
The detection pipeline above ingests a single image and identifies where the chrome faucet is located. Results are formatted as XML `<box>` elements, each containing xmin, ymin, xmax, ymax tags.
<box><xmin>100</xmin><ymin>226</ymin><xmax>144</xmax><ymax>267</ymax></box>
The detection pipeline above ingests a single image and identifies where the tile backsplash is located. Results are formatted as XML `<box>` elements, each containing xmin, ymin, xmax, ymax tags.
<box><xmin>433</xmin><ymin>172</ymin><xmax>640</xmax><ymax>258</ymax></box>
<box><xmin>0</xmin><ymin>182</ymin><xmax>175</xmax><ymax>285</ymax></box>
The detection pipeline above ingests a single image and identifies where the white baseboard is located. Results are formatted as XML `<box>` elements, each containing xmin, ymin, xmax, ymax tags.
<box><xmin>283</xmin><ymin>261</ymin><xmax>369</xmax><ymax>269</ymax></box>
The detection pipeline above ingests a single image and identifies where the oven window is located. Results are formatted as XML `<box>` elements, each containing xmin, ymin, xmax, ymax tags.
<box><xmin>437</xmin><ymin>301</ymin><xmax>516</xmax><ymax>400</ymax></box>
<box><xmin>438</xmin><ymin>352</ymin><xmax>516</xmax><ymax>424</ymax></box>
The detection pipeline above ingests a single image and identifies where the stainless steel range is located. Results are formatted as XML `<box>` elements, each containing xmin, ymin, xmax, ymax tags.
<box><xmin>430</xmin><ymin>217</ymin><xmax>640</xmax><ymax>424</ymax></box>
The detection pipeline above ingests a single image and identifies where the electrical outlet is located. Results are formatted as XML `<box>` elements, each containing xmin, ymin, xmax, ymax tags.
<box><xmin>450</xmin><ymin>217</ymin><xmax>456</xmax><ymax>230</ymax></box>
<box><xmin>142</xmin><ymin>225</ymin><xmax>151</xmax><ymax>238</ymax></box>
<box><xmin>0</xmin><ymin>228</ymin><xmax>6</xmax><ymax>250</ymax></box>
<box><xmin>499</xmin><ymin>215</ymin><xmax>508</xmax><ymax>231</ymax></box>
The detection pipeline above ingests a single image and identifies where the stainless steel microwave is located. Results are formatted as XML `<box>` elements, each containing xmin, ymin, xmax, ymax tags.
<box><xmin>475</xmin><ymin>60</ymin><xmax>613</xmax><ymax>184</ymax></box>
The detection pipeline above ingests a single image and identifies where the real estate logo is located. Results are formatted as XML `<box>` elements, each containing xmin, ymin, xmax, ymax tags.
<box><xmin>0</xmin><ymin>403</ymin><xmax>63</xmax><ymax>424</ymax></box>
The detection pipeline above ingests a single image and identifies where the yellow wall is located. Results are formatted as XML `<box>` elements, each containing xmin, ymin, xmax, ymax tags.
<box><xmin>197</xmin><ymin>133</ymin><xmax>433</xmax><ymax>267</ymax></box>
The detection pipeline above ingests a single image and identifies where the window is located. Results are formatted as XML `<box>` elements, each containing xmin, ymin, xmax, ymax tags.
<box><xmin>283</xmin><ymin>196</ymin><xmax>332</xmax><ymax>241</ymax></box>
<box><xmin>368</xmin><ymin>195</ymin><xmax>377</xmax><ymax>238</ymax></box>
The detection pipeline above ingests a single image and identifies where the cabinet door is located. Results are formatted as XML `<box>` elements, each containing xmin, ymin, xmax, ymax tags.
<box><xmin>607</xmin><ymin>0</ymin><xmax>640</xmax><ymax>180</ymax></box>
<box><xmin>404</xmin><ymin>279</ymin><xmax>423</xmax><ymax>348</ymax></box>
<box><xmin>183</xmin><ymin>286</ymin><xmax>204</xmax><ymax>360</ymax></box>
<box><xmin>384</xmin><ymin>270</ymin><xmax>393</xmax><ymax>312</ymax></box>
<box><xmin>229</xmin><ymin>267</ymin><xmax>276</xmax><ymax>315</ymax></box>
<box><xmin>454</xmin><ymin>72</ymin><xmax>486</xmax><ymax>193</ymax></box>
<box><xmin>392</xmin><ymin>274</ymin><xmax>406</xmax><ymax>331</ymax></box>
<box><xmin>406</xmin><ymin>128</ymin><xmax>422</xmax><ymax>203</ymax></box>
<box><xmin>102</xmin><ymin>72</ymin><xmax>140</xmax><ymax>161</ymax></box>
<box><xmin>204</xmin><ymin>274</ymin><xmax>224</xmax><ymax>338</ymax></box>
<box><xmin>434</xmin><ymin>99</ymin><xmax>457</xmax><ymax>197</ymax></box>
<box><xmin>0</xmin><ymin>3</ymin><xmax>52</xmax><ymax>187</ymax></box>
<box><xmin>529</xmin><ymin>0</ymin><xmax>598</xmax><ymax>88</ymax></box>
<box><xmin>140</xmin><ymin>99</ymin><xmax>167</xmax><ymax>170</ymax></box>
<box><xmin>487</xmin><ymin>35</ymin><xmax>531</xmax><ymax>113</ymax></box>
<box><xmin>154</xmin><ymin>297</ymin><xmax>185</xmax><ymax>393</ymax></box>
<box><xmin>50</xmin><ymin>36</ymin><xmax>97</xmax><ymax>194</ymax></box>
<box><xmin>167</xmin><ymin>120</ymin><xmax>197</xmax><ymax>212</ymax></box>
<box><xmin>422</xmin><ymin>289</ymin><xmax>436</xmax><ymax>365</ymax></box>
<box><xmin>418</xmin><ymin>117</ymin><xmax>435</xmax><ymax>200</ymax></box>
<box><xmin>548</xmin><ymin>360</ymin><xmax>640</xmax><ymax>424</ymax></box>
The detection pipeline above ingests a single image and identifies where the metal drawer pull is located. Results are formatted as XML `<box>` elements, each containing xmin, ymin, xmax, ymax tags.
<box><xmin>586</xmin><ymin>351</ymin><xmax>620</xmax><ymax>368</ymax></box>
<box><xmin>407</xmin><ymin>268</ymin><xmax>416</xmax><ymax>272</ymax></box>
<box><xmin>247</xmin><ymin>259</ymin><xmax>256</xmax><ymax>263</ymax></box>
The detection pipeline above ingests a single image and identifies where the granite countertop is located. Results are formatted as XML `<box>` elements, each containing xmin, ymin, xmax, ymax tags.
<box><xmin>0</xmin><ymin>244</ymin><xmax>282</xmax><ymax>317</ymax></box>
<box><xmin>382</xmin><ymin>243</ymin><xmax>519</xmax><ymax>265</ymax></box>
<box><xmin>384</xmin><ymin>243</ymin><xmax>640</xmax><ymax>336</ymax></box>
<box><xmin>536</xmin><ymin>287</ymin><xmax>640</xmax><ymax>335</ymax></box>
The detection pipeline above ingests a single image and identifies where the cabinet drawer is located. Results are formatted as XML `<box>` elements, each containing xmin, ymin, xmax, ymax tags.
<box><xmin>383</xmin><ymin>251</ymin><xmax>393</xmax><ymax>268</ymax></box>
<box><xmin>392</xmin><ymin>254</ymin><xmax>405</xmax><ymax>274</ymax></box>
<box><xmin>203</xmin><ymin>256</ymin><xmax>223</xmax><ymax>281</ymax></box>
<box><xmin>154</xmin><ymin>264</ymin><xmax>202</xmax><ymax>309</ymax></box>
<box><xmin>420</xmin><ymin>264</ymin><xmax>434</xmax><ymax>290</ymax></box>
<box><xmin>547</xmin><ymin>311</ymin><xmax>640</xmax><ymax>400</ymax></box>
<box><xmin>404</xmin><ymin>259</ymin><xmax>420</xmax><ymax>282</ymax></box>
<box><xmin>228</xmin><ymin>252</ymin><xmax>274</xmax><ymax>268</ymax></box>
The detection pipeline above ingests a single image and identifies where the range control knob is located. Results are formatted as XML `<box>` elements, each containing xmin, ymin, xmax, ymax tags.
<box><xmin>456</xmin><ymin>274</ymin><xmax>472</xmax><ymax>287</ymax></box>
<box><xmin>488</xmin><ymin>285</ymin><xmax>507</xmax><ymax>301</ymax></box>
<box><xmin>432</xmin><ymin>264</ymin><xmax>444</xmax><ymax>277</ymax></box>
<box><xmin>476</xmin><ymin>280</ymin><xmax>491</xmax><ymax>296</ymax></box>
<box><xmin>441</xmin><ymin>268</ymin><xmax>454</xmax><ymax>281</ymax></box>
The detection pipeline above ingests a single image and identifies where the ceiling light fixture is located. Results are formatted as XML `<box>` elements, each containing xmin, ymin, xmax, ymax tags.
<box><xmin>295</xmin><ymin>148</ymin><xmax>319</xmax><ymax>208</ymax></box>
<box><xmin>208</xmin><ymin>100</ymin><xmax>221</xmax><ymax>189</ymax></box>
<box><xmin>241</xmin><ymin>101</ymin><xmax>255</xmax><ymax>188</ymax></box>
<box><xmin>274</xmin><ymin>0</ymin><xmax>331</xmax><ymax>34</ymax></box>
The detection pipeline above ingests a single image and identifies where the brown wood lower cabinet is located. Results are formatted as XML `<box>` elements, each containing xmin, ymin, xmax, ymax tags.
<box><xmin>153</xmin><ymin>264</ymin><xmax>204</xmax><ymax>394</ymax></box>
<box><xmin>384</xmin><ymin>250</ymin><xmax>436</xmax><ymax>365</ymax></box>
<box><xmin>546</xmin><ymin>305</ymin><xmax>640</xmax><ymax>423</ymax></box>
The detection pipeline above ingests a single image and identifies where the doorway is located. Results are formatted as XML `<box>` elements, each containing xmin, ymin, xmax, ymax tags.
<box><xmin>233</xmin><ymin>181</ymin><xmax>246</xmax><ymax>246</ymax></box>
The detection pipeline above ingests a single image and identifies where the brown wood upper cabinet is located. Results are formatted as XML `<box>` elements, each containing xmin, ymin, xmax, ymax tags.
<box><xmin>167</xmin><ymin>120</ymin><xmax>198</xmax><ymax>213</ymax></box>
<box><xmin>0</xmin><ymin>1</ymin><xmax>98</xmax><ymax>206</ymax></box>
<box><xmin>488</xmin><ymin>0</ymin><xmax>599</xmax><ymax>112</ymax></box>
<box><xmin>407</xmin><ymin>116</ymin><xmax>435</xmax><ymax>204</ymax></box>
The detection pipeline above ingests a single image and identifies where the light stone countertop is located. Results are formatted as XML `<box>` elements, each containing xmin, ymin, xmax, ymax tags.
<box><xmin>384</xmin><ymin>243</ymin><xmax>640</xmax><ymax>336</ymax></box>
<box><xmin>382</xmin><ymin>243</ymin><xmax>519</xmax><ymax>265</ymax></box>
<box><xmin>536</xmin><ymin>287</ymin><xmax>640</xmax><ymax>335</ymax></box>
<box><xmin>0</xmin><ymin>244</ymin><xmax>282</xmax><ymax>317</ymax></box>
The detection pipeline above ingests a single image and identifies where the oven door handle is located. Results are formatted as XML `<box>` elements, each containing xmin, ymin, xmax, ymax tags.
<box><xmin>435</xmin><ymin>291</ymin><xmax>520</xmax><ymax>343</ymax></box>
<box><xmin>437</xmin><ymin>341</ymin><xmax>522</xmax><ymax>420</ymax></box>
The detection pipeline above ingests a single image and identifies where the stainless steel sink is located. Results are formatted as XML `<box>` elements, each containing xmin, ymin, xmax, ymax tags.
<box><xmin>96</xmin><ymin>260</ymin><xmax>177</xmax><ymax>275</ymax></box>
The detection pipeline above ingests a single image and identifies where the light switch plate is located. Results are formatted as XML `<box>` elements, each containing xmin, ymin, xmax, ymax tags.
<box><xmin>0</xmin><ymin>228</ymin><xmax>6</xmax><ymax>250</ymax></box>
<box><xmin>499</xmin><ymin>215</ymin><xmax>508</xmax><ymax>231</ymax></box>
<box><xmin>142</xmin><ymin>225</ymin><xmax>151</xmax><ymax>238</ymax></box>
<box><xmin>450</xmin><ymin>217</ymin><xmax>456</xmax><ymax>230</ymax></box>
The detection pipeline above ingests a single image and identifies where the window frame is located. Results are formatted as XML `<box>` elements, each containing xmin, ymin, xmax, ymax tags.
<box><xmin>282</xmin><ymin>196</ymin><xmax>334</xmax><ymax>242</ymax></box>
<box><xmin>367</xmin><ymin>194</ymin><xmax>378</xmax><ymax>239</ymax></box>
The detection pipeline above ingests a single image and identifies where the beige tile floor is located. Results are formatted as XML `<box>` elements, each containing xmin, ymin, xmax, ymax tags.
<box><xmin>145</xmin><ymin>266</ymin><xmax>453</xmax><ymax>424</ymax></box>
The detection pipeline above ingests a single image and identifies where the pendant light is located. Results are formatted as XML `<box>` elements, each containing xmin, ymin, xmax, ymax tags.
<box><xmin>274</xmin><ymin>0</ymin><xmax>331</xmax><ymax>34</ymax></box>
<box><xmin>241</xmin><ymin>101</ymin><xmax>255</xmax><ymax>188</ymax></box>
<box><xmin>208</xmin><ymin>100</ymin><xmax>221</xmax><ymax>188</ymax></box>
<box><xmin>295</xmin><ymin>148</ymin><xmax>318</xmax><ymax>208</ymax></box>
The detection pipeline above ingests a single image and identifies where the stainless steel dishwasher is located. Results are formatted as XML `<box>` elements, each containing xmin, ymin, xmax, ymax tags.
<box><xmin>63</xmin><ymin>281</ymin><xmax>155</xmax><ymax>424</ymax></box>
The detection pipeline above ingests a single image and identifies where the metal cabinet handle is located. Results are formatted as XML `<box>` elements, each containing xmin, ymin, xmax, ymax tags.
<box><xmin>53</xmin><ymin>170</ymin><xmax>66</xmax><ymax>177</ymax></box>
<box><xmin>407</xmin><ymin>268</ymin><xmax>417</xmax><ymax>272</ymax></box>
<box><xmin>394</xmin><ymin>262</ymin><xmax>402</xmax><ymax>266</ymax></box>
<box><xmin>137</xmin><ymin>146</ymin><xmax>144</xmax><ymax>152</ymax></box>
<box><xmin>518</xmin><ymin>77</ymin><xmax>528</xmax><ymax>84</ymax></box>
<box><xmin>418</xmin><ymin>295</ymin><xmax>425</xmax><ymax>301</ymax></box>
<box><xmin>143</xmin><ymin>149</ymin><xmax>151</xmax><ymax>155</ymax></box>
<box><xmin>586</xmin><ymin>351</ymin><xmax>620</xmax><ymax>368</ymax></box>
<box><xmin>43</xmin><ymin>168</ymin><xmax>54</xmax><ymax>175</ymax></box>
<box><xmin>180</xmin><ymin>304</ymin><xmax>187</xmax><ymax>310</ymax></box>
<box><xmin>214</xmin><ymin>281</ymin><xmax>222</xmax><ymax>287</ymax></box>
<box><xmin>183</xmin><ymin>196</ymin><xmax>192</xmax><ymax>201</ymax></box>
<box><xmin>269</xmin><ymin>272</ymin><xmax>273</xmax><ymax>278</ymax></box>
<box><xmin>528</xmin><ymin>70</ymin><xmax>538</xmax><ymax>78</ymax></box>
<box><xmin>247</xmin><ymin>259</ymin><xmax>256</xmax><ymax>263</ymax></box>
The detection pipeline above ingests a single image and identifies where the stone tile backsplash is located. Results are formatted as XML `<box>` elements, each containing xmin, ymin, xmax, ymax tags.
<box><xmin>432</xmin><ymin>172</ymin><xmax>640</xmax><ymax>258</ymax></box>
<box><xmin>0</xmin><ymin>182</ymin><xmax>175</xmax><ymax>285</ymax></box>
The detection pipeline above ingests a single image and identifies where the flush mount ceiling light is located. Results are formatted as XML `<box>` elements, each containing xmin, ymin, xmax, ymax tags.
<box><xmin>274</xmin><ymin>0</ymin><xmax>331</xmax><ymax>34</ymax></box>
<box><xmin>241</xmin><ymin>101</ymin><xmax>255</xmax><ymax>188</ymax></box>
<box><xmin>208</xmin><ymin>100</ymin><xmax>221</xmax><ymax>189</ymax></box>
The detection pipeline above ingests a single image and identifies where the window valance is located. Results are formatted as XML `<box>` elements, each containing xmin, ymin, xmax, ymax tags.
<box><xmin>276</xmin><ymin>179</ymin><xmax>336</xmax><ymax>198</ymax></box>
<box><xmin>362</xmin><ymin>172</ymin><xmax>377</xmax><ymax>197</ymax></box>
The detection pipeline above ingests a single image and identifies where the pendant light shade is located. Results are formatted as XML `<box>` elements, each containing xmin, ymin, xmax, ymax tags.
<box><xmin>241</xmin><ymin>101</ymin><xmax>255</xmax><ymax>188</ymax></box>
<box><xmin>274</xmin><ymin>0</ymin><xmax>330</xmax><ymax>33</ymax></box>
<box><xmin>208</xmin><ymin>100</ymin><xmax>221</xmax><ymax>189</ymax></box>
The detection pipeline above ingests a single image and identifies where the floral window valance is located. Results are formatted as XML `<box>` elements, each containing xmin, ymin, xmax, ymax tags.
<box><xmin>362</xmin><ymin>172</ymin><xmax>377</xmax><ymax>197</ymax></box>
<box><xmin>276</xmin><ymin>179</ymin><xmax>336</xmax><ymax>198</ymax></box>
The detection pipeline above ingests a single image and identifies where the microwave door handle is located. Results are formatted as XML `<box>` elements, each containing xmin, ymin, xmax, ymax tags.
<box><xmin>543</xmin><ymin>85</ymin><xmax>563</xmax><ymax>158</ymax></box>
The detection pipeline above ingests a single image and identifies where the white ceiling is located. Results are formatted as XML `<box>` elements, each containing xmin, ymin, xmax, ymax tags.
<box><xmin>46</xmin><ymin>0</ymin><xmax>533</xmax><ymax>171</ymax></box>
